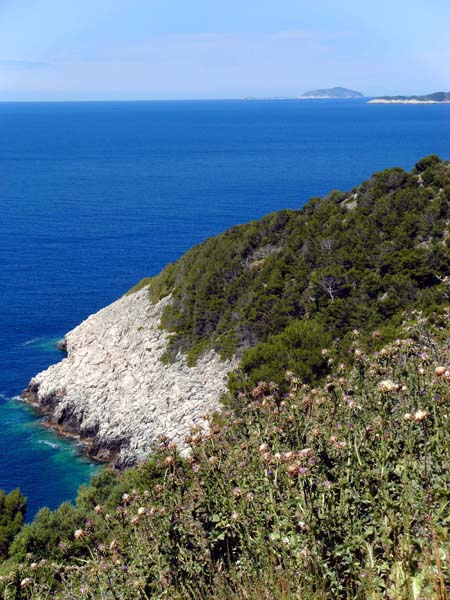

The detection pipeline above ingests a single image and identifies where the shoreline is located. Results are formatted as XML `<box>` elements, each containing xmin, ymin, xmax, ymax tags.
<box><xmin>19</xmin><ymin>390</ymin><xmax>113</xmax><ymax>466</ymax></box>
<box><xmin>368</xmin><ymin>99</ymin><xmax>450</xmax><ymax>105</ymax></box>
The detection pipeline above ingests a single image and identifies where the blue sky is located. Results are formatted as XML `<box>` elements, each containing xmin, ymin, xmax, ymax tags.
<box><xmin>1</xmin><ymin>0</ymin><xmax>449</xmax><ymax>100</ymax></box>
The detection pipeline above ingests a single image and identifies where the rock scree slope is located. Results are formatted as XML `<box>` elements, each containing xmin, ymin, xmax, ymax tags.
<box><xmin>23</xmin><ymin>288</ymin><xmax>237</xmax><ymax>468</ymax></box>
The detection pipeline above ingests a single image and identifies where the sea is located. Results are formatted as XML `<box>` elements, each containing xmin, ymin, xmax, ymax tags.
<box><xmin>1</xmin><ymin>99</ymin><xmax>449</xmax><ymax>520</ymax></box>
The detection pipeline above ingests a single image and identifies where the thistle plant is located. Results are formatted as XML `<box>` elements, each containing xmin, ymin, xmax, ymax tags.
<box><xmin>1</xmin><ymin>313</ymin><xmax>449</xmax><ymax>599</ymax></box>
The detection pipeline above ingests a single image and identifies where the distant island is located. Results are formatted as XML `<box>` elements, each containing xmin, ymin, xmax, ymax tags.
<box><xmin>369</xmin><ymin>91</ymin><xmax>450</xmax><ymax>104</ymax></box>
<box><xmin>299</xmin><ymin>86</ymin><xmax>364</xmax><ymax>99</ymax></box>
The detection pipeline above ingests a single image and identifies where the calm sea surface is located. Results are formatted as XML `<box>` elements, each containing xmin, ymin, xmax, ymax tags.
<box><xmin>0</xmin><ymin>99</ymin><xmax>449</xmax><ymax>519</ymax></box>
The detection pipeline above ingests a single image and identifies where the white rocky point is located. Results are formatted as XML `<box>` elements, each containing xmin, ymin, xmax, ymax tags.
<box><xmin>25</xmin><ymin>288</ymin><xmax>237</xmax><ymax>467</ymax></box>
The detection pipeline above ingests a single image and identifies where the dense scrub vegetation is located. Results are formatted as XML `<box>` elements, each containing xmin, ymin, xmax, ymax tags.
<box><xmin>1</xmin><ymin>312</ymin><xmax>449</xmax><ymax>598</ymax></box>
<box><xmin>132</xmin><ymin>155</ymin><xmax>450</xmax><ymax>391</ymax></box>
<box><xmin>0</xmin><ymin>491</ymin><xmax>26</xmax><ymax>560</ymax></box>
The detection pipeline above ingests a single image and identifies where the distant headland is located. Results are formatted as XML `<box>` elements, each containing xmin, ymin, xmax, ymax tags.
<box><xmin>299</xmin><ymin>86</ymin><xmax>364</xmax><ymax>99</ymax></box>
<box><xmin>369</xmin><ymin>91</ymin><xmax>450</xmax><ymax>104</ymax></box>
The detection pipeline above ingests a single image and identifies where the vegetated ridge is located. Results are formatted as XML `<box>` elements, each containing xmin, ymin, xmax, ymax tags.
<box><xmin>134</xmin><ymin>154</ymin><xmax>450</xmax><ymax>393</ymax></box>
<box><xmin>299</xmin><ymin>86</ymin><xmax>364</xmax><ymax>98</ymax></box>
<box><xmin>2</xmin><ymin>155</ymin><xmax>450</xmax><ymax>598</ymax></box>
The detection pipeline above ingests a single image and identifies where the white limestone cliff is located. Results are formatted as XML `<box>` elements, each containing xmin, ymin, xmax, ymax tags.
<box><xmin>23</xmin><ymin>288</ymin><xmax>237</xmax><ymax>467</ymax></box>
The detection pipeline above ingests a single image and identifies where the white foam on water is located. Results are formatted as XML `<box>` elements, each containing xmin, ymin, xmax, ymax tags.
<box><xmin>38</xmin><ymin>439</ymin><xmax>60</xmax><ymax>450</ymax></box>
<box><xmin>22</xmin><ymin>337</ymin><xmax>42</xmax><ymax>346</ymax></box>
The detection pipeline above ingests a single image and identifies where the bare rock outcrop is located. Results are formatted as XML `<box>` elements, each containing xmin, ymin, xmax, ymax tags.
<box><xmin>23</xmin><ymin>289</ymin><xmax>237</xmax><ymax>467</ymax></box>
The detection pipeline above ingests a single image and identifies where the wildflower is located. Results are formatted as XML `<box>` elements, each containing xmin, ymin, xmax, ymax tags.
<box><xmin>245</xmin><ymin>492</ymin><xmax>254</xmax><ymax>501</ymax></box>
<box><xmin>287</xmin><ymin>462</ymin><xmax>306</xmax><ymax>477</ymax></box>
<box><xmin>109</xmin><ymin>539</ymin><xmax>119</xmax><ymax>553</ymax></box>
<box><xmin>231</xmin><ymin>511</ymin><xmax>239</xmax><ymax>521</ymax></box>
<box><xmin>372</xmin><ymin>330</ymin><xmax>381</xmax><ymax>338</ymax></box>
<box><xmin>232</xmin><ymin>486</ymin><xmax>242</xmax><ymax>497</ymax></box>
<box><xmin>137</xmin><ymin>507</ymin><xmax>146</xmax><ymax>516</ymax></box>
<box><xmin>164</xmin><ymin>455</ymin><xmax>175</xmax><ymax>466</ymax></box>
<box><xmin>74</xmin><ymin>529</ymin><xmax>85</xmax><ymax>541</ymax></box>
<box><xmin>30</xmin><ymin>562</ymin><xmax>38</xmax><ymax>571</ymax></box>
<box><xmin>131</xmin><ymin>516</ymin><xmax>141</xmax><ymax>526</ymax></box>
<box><xmin>403</xmin><ymin>413</ymin><xmax>412</xmax><ymax>421</ymax></box>
<box><xmin>122</xmin><ymin>493</ymin><xmax>130</xmax><ymax>504</ymax></box>
<box><xmin>378</xmin><ymin>380</ymin><xmax>397</xmax><ymax>393</ymax></box>
<box><xmin>299</xmin><ymin>547</ymin><xmax>309</xmax><ymax>559</ymax></box>
<box><xmin>191</xmin><ymin>433</ymin><xmax>203</xmax><ymax>445</ymax></box>
<box><xmin>94</xmin><ymin>504</ymin><xmax>103</xmax><ymax>514</ymax></box>
<box><xmin>259</xmin><ymin>443</ymin><xmax>269</xmax><ymax>453</ymax></box>
<box><xmin>20</xmin><ymin>578</ymin><xmax>33</xmax><ymax>589</ymax></box>
<box><xmin>413</xmin><ymin>409</ymin><xmax>431</xmax><ymax>422</ymax></box>
<box><xmin>298</xmin><ymin>448</ymin><xmax>313</xmax><ymax>459</ymax></box>
<box><xmin>435</xmin><ymin>366</ymin><xmax>446</xmax><ymax>376</ymax></box>
<box><xmin>296</xmin><ymin>521</ymin><xmax>309</xmax><ymax>533</ymax></box>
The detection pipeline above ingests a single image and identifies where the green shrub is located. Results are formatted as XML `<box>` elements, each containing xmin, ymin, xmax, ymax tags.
<box><xmin>0</xmin><ymin>489</ymin><xmax>26</xmax><ymax>558</ymax></box>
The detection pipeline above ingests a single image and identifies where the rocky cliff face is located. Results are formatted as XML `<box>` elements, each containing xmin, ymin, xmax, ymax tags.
<box><xmin>23</xmin><ymin>289</ymin><xmax>237</xmax><ymax>467</ymax></box>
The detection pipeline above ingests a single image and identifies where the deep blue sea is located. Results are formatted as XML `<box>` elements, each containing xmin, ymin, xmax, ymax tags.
<box><xmin>1</xmin><ymin>99</ymin><xmax>449</xmax><ymax>519</ymax></box>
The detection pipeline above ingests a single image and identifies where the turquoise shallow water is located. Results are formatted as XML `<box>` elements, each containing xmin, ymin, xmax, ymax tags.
<box><xmin>0</xmin><ymin>393</ymin><xmax>99</xmax><ymax>520</ymax></box>
<box><xmin>0</xmin><ymin>99</ymin><xmax>449</xmax><ymax>520</ymax></box>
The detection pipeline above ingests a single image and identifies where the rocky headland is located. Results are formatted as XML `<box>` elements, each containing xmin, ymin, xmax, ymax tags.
<box><xmin>22</xmin><ymin>288</ymin><xmax>237</xmax><ymax>468</ymax></box>
<box><xmin>368</xmin><ymin>91</ymin><xmax>450</xmax><ymax>104</ymax></box>
<box><xmin>22</xmin><ymin>156</ymin><xmax>450</xmax><ymax>472</ymax></box>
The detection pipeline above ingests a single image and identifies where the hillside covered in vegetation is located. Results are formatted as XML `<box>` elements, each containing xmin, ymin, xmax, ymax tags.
<box><xmin>1</xmin><ymin>311</ymin><xmax>450</xmax><ymax>598</ymax></box>
<box><xmin>134</xmin><ymin>154</ymin><xmax>450</xmax><ymax>391</ymax></box>
<box><xmin>1</xmin><ymin>156</ymin><xmax>450</xmax><ymax>598</ymax></box>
